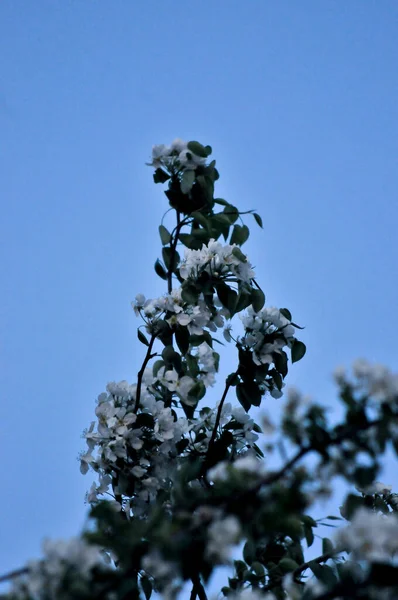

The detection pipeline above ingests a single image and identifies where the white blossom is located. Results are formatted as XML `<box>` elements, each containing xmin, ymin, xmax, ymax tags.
<box><xmin>206</xmin><ymin>515</ymin><xmax>241</xmax><ymax>563</ymax></box>
<box><xmin>11</xmin><ymin>538</ymin><xmax>108</xmax><ymax>599</ymax></box>
<box><xmin>335</xmin><ymin>507</ymin><xmax>398</xmax><ymax>562</ymax></box>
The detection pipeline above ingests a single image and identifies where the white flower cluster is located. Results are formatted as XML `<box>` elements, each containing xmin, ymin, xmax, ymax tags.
<box><xmin>150</xmin><ymin>138</ymin><xmax>207</xmax><ymax>171</ymax></box>
<box><xmin>356</xmin><ymin>481</ymin><xmax>392</xmax><ymax>496</ymax></box>
<box><xmin>334</xmin><ymin>359</ymin><xmax>398</xmax><ymax>403</ymax></box>
<box><xmin>10</xmin><ymin>538</ymin><xmax>108</xmax><ymax>599</ymax></box>
<box><xmin>208</xmin><ymin>453</ymin><xmax>263</xmax><ymax>483</ymax></box>
<box><xmin>335</xmin><ymin>507</ymin><xmax>398</xmax><ymax>563</ymax></box>
<box><xmin>206</xmin><ymin>514</ymin><xmax>241</xmax><ymax>563</ymax></box>
<box><xmin>180</xmin><ymin>239</ymin><xmax>255</xmax><ymax>284</ymax></box>
<box><xmin>155</xmin><ymin>342</ymin><xmax>219</xmax><ymax>405</ymax></box>
<box><xmin>240</xmin><ymin>306</ymin><xmax>295</xmax><ymax>366</ymax></box>
<box><xmin>134</xmin><ymin>289</ymin><xmax>228</xmax><ymax>335</ymax></box>
<box><xmin>80</xmin><ymin>380</ymin><xmax>188</xmax><ymax>516</ymax></box>
<box><xmin>189</xmin><ymin>404</ymin><xmax>259</xmax><ymax>454</ymax></box>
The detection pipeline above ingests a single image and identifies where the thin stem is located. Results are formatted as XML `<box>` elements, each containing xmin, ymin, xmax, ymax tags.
<box><xmin>134</xmin><ymin>334</ymin><xmax>157</xmax><ymax>413</ymax></box>
<box><xmin>203</xmin><ymin>373</ymin><xmax>236</xmax><ymax>472</ymax></box>
<box><xmin>167</xmin><ymin>210</ymin><xmax>182</xmax><ymax>294</ymax></box>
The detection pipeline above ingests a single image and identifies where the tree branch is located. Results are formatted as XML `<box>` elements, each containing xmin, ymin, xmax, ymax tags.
<box><xmin>134</xmin><ymin>334</ymin><xmax>157</xmax><ymax>413</ymax></box>
<box><xmin>167</xmin><ymin>210</ymin><xmax>182</xmax><ymax>294</ymax></box>
<box><xmin>202</xmin><ymin>374</ymin><xmax>236</xmax><ymax>473</ymax></box>
<box><xmin>0</xmin><ymin>566</ymin><xmax>28</xmax><ymax>584</ymax></box>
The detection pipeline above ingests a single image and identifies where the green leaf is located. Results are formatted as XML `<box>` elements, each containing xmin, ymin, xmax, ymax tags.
<box><xmin>273</xmin><ymin>350</ymin><xmax>288</xmax><ymax>378</ymax></box>
<box><xmin>141</xmin><ymin>575</ymin><xmax>152</xmax><ymax>600</ymax></box>
<box><xmin>187</xmin><ymin>380</ymin><xmax>206</xmax><ymax>402</ymax></box>
<box><xmin>308</xmin><ymin>562</ymin><xmax>338</xmax><ymax>586</ymax></box>
<box><xmin>223</xmin><ymin>205</ymin><xmax>239</xmax><ymax>224</ymax></box>
<box><xmin>253</xmin><ymin>212</ymin><xmax>263</xmax><ymax>228</ymax></box>
<box><xmin>279</xmin><ymin>558</ymin><xmax>299</xmax><ymax>573</ymax></box>
<box><xmin>154</xmin><ymin>259</ymin><xmax>167</xmax><ymax>280</ymax></box>
<box><xmin>181</xmin><ymin>284</ymin><xmax>200</xmax><ymax>305</ymax></box>
<box><xmin>153</xmin><ymin>168</ymin><xmax>170</xmax><ymax>184</ymax></box>
<box><xmin>162</xmin><ymin>247</ymin><xmax>180</xmax><ymax>271</ymax></box>
<box><xmin>191</xmin><ymin>211</ymin><xmax>210</xmax><ymax>229</ymax></box>
<box><xmin>226</xmin><ymin>372</ymin><xmax>240</xmax><ymax>386</ymax></box>
<box><xmin>304</xmin><ymin>523</ymin><xmax>315</xmax><ymax>548</ymax></box>
<box><xmin>243</xmin><ymin>540</ymin><xmax>256</xmax><ymax>565</ymax></box>
<box><xmin>216</xmin><ymin>282</ymin><xmax>238</xmax><ymax>315</ymax></box>
<box><xmin>161</xmin><ymin>345</ymin><xmax>181</xmax><ymax>370</ymax></box>
<box><xmin>186</xmin><ymin>354</ymin><xmax>199</xmax><ymax>377</ymax></box>
<box><xmin>212</xmin><ymin>213</ymin><xmax>233</xmax><ymax>227</ymax></box>
<box><xmin>175</xmin><ymin>325</ymin><xmax>189</xmax><ymax>355</ymax></box>
<box><xmin>251</xmin><ymin>562</ymin><xmax>265</xmax><ymax>577</ymax></box>
<box><xmin>137</xmin><ymin>329</ymin><xmax>150</xmax><ymax>347</ymax></box>
<box><xmin>322</xmin><ymin>538</ymin><xmax>334</xmax><ymax>554</ymax></box>
<box><xmin>152</xmin><ymin>360</ymin><xmax>165</xmax><ymax>377</ymax></box>
<box><xmin>236</xmin><ymin>383</ymin><xmax>251</xmax><ymax>412</ymax></box>
<box><xmin>214</xmin><ymin>198</ymin><xmax>229</xmax><ymax>206</ymax></box>
<box><xmin>159</xmin><ymin>225</ymin><xmax>171</xmax><ymax>245</ymax></box>
<box><xmin>189</xmin><ymin>334</ymin><xmax>207</xmax><ymax>347</ymax></box>
<box><xmin>230</xmin><ymin>224</ymin><xmax>250</xmax><ymax>246</ymax></box>
<box><xmin>280</xmin><ymin>307</ymin><xmax>292</xmax><ymax>321</ymax></box>
<box><xmin>235</xmin><ymin>290</ymin><xmax>253</xmax><ymax>313</ymax></box>
<box><xmin>231</xmin><ymin>247</ymin><xmax>247</xmax><ymax>262</ymax></box>
<box><xmin>187</xmin><ymin>140</ymin><xmax>209</xmax><ymax>158</ymax></box>
<box><xmin>251</xmin><ymin>288</ymin><xmax>265</xmax><ymax>312</ymax></box>
<box><xmin>180</xmin><ymin>169</ymin><xmax>195</xmax><ymax>194</ymax></box>
<box><xmin>291</xmin><ymin>339</ymin><xmax>306</xmax><ymax>363</ymax></box>
<box><xmin>178</xmin><ymin>233</ymin><xmax>195</xmax><ymax>247</ymax></box>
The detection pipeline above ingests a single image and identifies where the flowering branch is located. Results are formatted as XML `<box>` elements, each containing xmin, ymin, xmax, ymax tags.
<box><xmin>6</xmin><ymin>138</ymin><xmax>398</xmax><ymax>600</ymax></box>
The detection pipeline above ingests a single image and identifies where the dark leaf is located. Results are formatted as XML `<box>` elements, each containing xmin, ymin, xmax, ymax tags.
<box><xmin>187</xmin><ymin>140</ymin><xmax>209</xmax><ymax>158</ymax></box>
<box><xmin>187</xmin><ymin>380</ymin><xmax>206</xmax><ymax>402</ymax></box>
<box><xmin>243</xmin><ymin>540</ymin><xmax>256</xmax><ymax>565</ymax></box>
<box><xmin>253</xmin><ymin>213</ymin><xmax>263</xmax><ymax>228</ymax></box>
<box><xmin>291</xmin><ymin>340</ymin><xmax>306</xmax><ymax>363</ymax></box>
<box><xmin>154</xmin><ymin>259</ymin><xmax>168</xmax><ymax>280</ymax></box>
<box><xmin>153</xmin><ymin>168</ymin><xmax>170</xmax><ymax>184</ymax></box>
<box><xmin>175</xmin><ymin>325</ymin><xmax>190</xmax><ymax>355</ymax></box>
<box><xmin>251</xmin><ymin>288</ymin><xmax>265</xmax><ymax>312</ymax></box>
<box><xmin>231</xmin><ymin>247</ymin><xmax>247</xmax><ymax>263</ymax></box>
<box><xmin>216</xmin><ymin>282</ymin><xmax>238</xmax><ymax>315</ymax></box>
<box><xmin>279</xmin><ymin>308</ymin><xmax>292</xmax><ymax>321</ymax></box>
<box><xmin>322</xmin><ymin>538</ymin><xmax>334</xmax><ymax>554</ymax></box>
<box><xmin>236</xmin><ymin>383</ymin><xmax>251</xmax><ymax>411</ymax></box>
<box><xmin>230</xmin><ymin>224</ymin><xmax>250</xmax><ymax>246</ymax></box>
<box><xmin>308</xmin><ymin>562</ymin><xmax>338</xmax><ymax>586</ymax></box>
<box><xmin>180</xmin><ymin>169</ymin><xmax>195</xmax><ymax>194</ymax></box>
<box><xmin>137</xmin><ymin>329</ymin><xmax>150</xmax><ymax>347</ymax></box>
<box><xmin>141</xmin><ymin>576</ymin><xmax>152</xmax><ymax>600</ymax></box>
<box><xmin>159</xmin><ymin>225</ymin><xmax>171</xmax><ymax>245</ymax></box>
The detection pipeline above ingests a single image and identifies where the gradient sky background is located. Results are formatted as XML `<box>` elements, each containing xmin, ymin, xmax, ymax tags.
<box><xmin>1</xmin><ymin>0</ymin><xmax>398</xmax><ymax>589</ymax></box>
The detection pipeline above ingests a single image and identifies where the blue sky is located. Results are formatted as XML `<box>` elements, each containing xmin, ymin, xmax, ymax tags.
<box><xmin>1</xmin><ymin>0</ymin><xmax>398</xmax><ymax>585</ymax></box>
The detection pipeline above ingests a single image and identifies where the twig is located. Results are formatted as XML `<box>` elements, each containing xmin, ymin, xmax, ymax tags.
<box><xmin>167</xmin><ymin>211</ymin><xmax>182</xmax><ymax>294</ymax></box>
<box><xmin>134</xmin><ymin>334</ymin><xmax>157</xmax><ymax>412</ymax></box>
<box><xmin>202</xmin><ymin>374</ymin><xmax>236</xmax><ymax>472</ymax></box>
<box><xmin>0</xmin><ymin>566</ymin><xmax>28</xmax><ymax>584</ymax></box>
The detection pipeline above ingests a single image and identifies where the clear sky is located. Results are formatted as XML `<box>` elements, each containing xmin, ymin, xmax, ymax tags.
<box><xmin>1</xmin><ymin>0</ymin><xmax>398</xmax><ymax>585</ymax></box>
